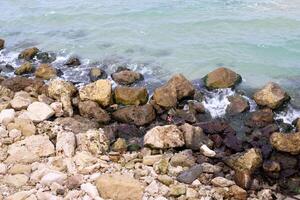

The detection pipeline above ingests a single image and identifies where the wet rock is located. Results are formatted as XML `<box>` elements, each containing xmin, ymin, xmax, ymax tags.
<box><xmin>48</xmin><ymin>79</ymin><xmax>77</xmax><ymax>117</ymax></box>
<box><xmin>211</xmin><ymin>177</ymin><xmax>235</xmax><ymax>187</ymax></box>
<box><xmin>89</xmin><ymin>67</ymin><xmax>107</xmax><ymax>82</ymax></box>
<box><xmin>7</xmin><ymin>118</ymin><xmax>36</xmax><ymax>136</ymax></box>
<box><xmin>96</xmin><ymin>174</ymin><xmax>144</xmax><ymax>200</ymax></box>
<box><xmin>144</xmin><ymin>125</ymin><xmax>185</xmax><ymax>149</ymax></box>
<box><xmin>54</xmin><ymin>116</ymin><xmax>99</xmax><ymax>134</ymax></box>
<box><xmin>36</xmin><ymin>51</ymin><xmax>56</xmax><ymax>63</ymax></box>
<box><xmin>172</xmin><ymin>108</ymin><xmax>197</xmax><ymax>124</ymax></box>
<box><xmin>153</xmin><ymin>83</ymin><xmax>177</xmax><ymax>108</ymax></box>
<box><xmin>5</xmin><ymin>135</ymin><xmax>54</xmax><ymax>163</ymax></box>
<box><xmin>177</xmin><ymin>164</ymin><xmax>203</xmax><ymax>184</ymax></box>
<box><xmin>226</xmin><ymin>95</ymin><xmax>249</xmax><ymax>115</ymax></box>
<box><xmin>0</xmin><ymin>64</ymin><xmax>14</xmax><ymax>73</ymax></box>
<box><xmin>263</xmin><ymin>160</ymin><xmax>281</xmax><ymax>172</ymax></box>
<box><xmin>78</xmin><ymin>100</ymin><xmax>110</xmax><ymax>123</ymax></box>
<box><xmin>79</xmin><ymin>79</ymin><xmax>112</xmax><ymax>107</ymax></box>
<box><xmin>167</xmin><ymin>74</ymin><xmax>195</xmax><ymax>100</ymax></box>
<box><xmin>245</xmin><ymin>108</ymin><xmax>274</xmax><ymax>128</ymax></box>
<box><xmin>204</xmin><ymin>67</ymin><xmax>242</xmax><ymax>89</ymax></box>
<box><xmin>14</xmin><ymin>62</ymin><xmax>33</xmax><ymax>75</ymax></box>
<box><xmin>270</xmin><ymin>132</ymin><xmax>300</xmax><ymax>154</ymax></box>
<box><xmin>10</xmin><ymin>91</ymin><xmax>33</xmax><ymax>110</ymax></box>
<box><xmin>170</xmin><ymin>150</ymin><xmax>196</xmax><ymax>167</ymax></box>
<box><xmin>112</xmin><ymin>68</ymin><xmax>142</xmax><ymax>85</ymax></box>
<box><xmin>0</xmin><ymin>39</ymin><xmax>4</xmax><ymax>49</ymax></box>
<box><xmin>114</xmin><ymin>86</ymin><xmax>148</xmax><ymax>105</ymax></box>
<box><xmin>1</xmin><ymin>77</ymin><xmax>44</xmax><ymax>92</ymax></box>
<box><xmin>56</xmin><ymin>130</ymin><xmax>76</xmax><ymax>157</ymax></box>
<box><xmin>229</xmin><ymin>185</ymin><xmax>247</xmax><ymax>200</ymax></box>
<box><xmin>64</xmin><ymin>56</ymin><xmax>81</xmax><ymax>66</ymax></box>
<box><xmin>18</xmin><ymin>47</ymin><xmax>39</xmax><ymax>60</ymax></box>
<box><xmin>24</xmin><ymin>102</ymin><xmax>54</xmax><ymax>122</ymax></box>
<box><xmin>35</xmin><ymin>63</ymin><xmax>57</xmax><ymax>80</ymax></box>
<box><xmin>112</xmin><ymin>104</ymin><xmax>155</xmax><ymax>126</ymax></box>
<box><xmin>253</xmin><ymin>82</ymin><xmax>289</xmax><ymax>109</ymax></box>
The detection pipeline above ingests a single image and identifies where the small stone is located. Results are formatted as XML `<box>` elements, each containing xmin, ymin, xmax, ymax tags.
<box><xmin>145</xmin><ymin>181</ymin><xmax>159</xmax><ymax>196</ymax></box>
<box><xmin>200</xmin><ymin>144</ymin><xmax>216</xmax><ymax>157</ymax></box>
<box><xmin>0</xmin><ymin>163</ymin><xmax>7</xmax><ymax>174</ymax></box>
<box><xmin>4</xmin><ymin>174</ymin><xmax>29</xmax><ymax>188</ymax></box>
<box><xmin>186</xmin><ymin>188</ymin><xmax>199</xmax><ymax>198</ymax></box>
<box><xmin>40</xmin><ymin>171</ymin><xmax>67</xmax><ymax>186</ymax></box>
<box><xmin>14</xmin><ymin>62</ymin><xmax>33</xmax><ymax>75</ymax></box>
<box><xmin>9</xmin><ymin>129</ymin><xmax>22</xmax><ymax>140</ymax></box>
<box><xmin>0</xmin><ymin>109</ymin><xmax>15</xmax><ymax>126</ymax></box>
<box><xmin>114</xmin><ymin>86</ymin><xmax>148</xmax><ymax>105</ymax></box>
<box><xmin>201</xmin><ymin>163</ymin><xmax>222</xmax><ymax>174</ymax></box>
<box><xmin>35</xmin><ymin>63</ymin><xmax>57</xmax><ymax>80</ymax></box>
<box><xmin>157</xmin><ymin>175</ymin><xmax>173</xmax><ymax>186</ymax></box>
<box><xmin>234</xmin><ymin>170</ymin><xmax>252</xmax><ymax>189</ymax></box>
<box><xmin>50</xmin><ymin>102</ymin><xmax>64</xmax><ymax>117</ymax></box>
<box><xmin>10</xmin><ymin>91</ymin><xmax>33</xmax><ymax>110</ymax></box>
<box><xmin>19</xmin><ymin>47</ymin><xmax>39</xmax><ymax>60</ymax></box>
<box><xmin>56</xmin><ymin>131</ymin><xmax>76</xmax><ymax>157</ymax></box>
<box><xmin>111</xmin><ymin>138</ymin><xmax>127</xmax><ymax>152</ymax></box>
<box><xmin>66</xmin><ymin>174</ymin><xmax>84</xmax><ymax>189</ymax></box>
<box><xmin>155</xmin><ymin>156</ymin><xmax>170</xmax><ymax>174</ymax></box>
<box><xmin>89</xmin><ymin>67</ymin><xmax>107</xmax><ymax>82</ymax></box>
<box><xmin>25</xmin><ymin>102</ymin><xmax>54</xmax><ymax>122</ymax></box>
<box><xmin>170</xmin><ymin>150</ymin><xmax>196</xmax><ymax>167</ymax></box>
<box><xmin>177</xmin><ymin>164</ymin><xmax>203</xmax><ymax>184</ymax></box>
<box><xmin>211</xmin><ymin>177</ymin><xmax>235</xmax><ymax>187</ymax></box>
<box><xmin>169</xmin><ymin>184</ymin><xmax>186</xmax><ymax>197</ymax></box>
<box><xmin>229</xmin><ymin>185</ymin><xmax>247</xmax><ymax>200</ymax></box>
<box><xmin>81</xmin><ymin>183</ymin><xmax>100</xmax><ymax>199</ymax></box>
<box><xmin>8</xmin><ymin>164</ymin><xmax>31</xmax><ymax>174</ymax></box>
<box><xmin>7</xmin><ymin>118</ymin><xmax>36</xmax><ymax>136</ymax></box>
<box><xmin>143</xmin><ymin>155</ymin><xmax>163</xmax><ymax>166</ymax></box>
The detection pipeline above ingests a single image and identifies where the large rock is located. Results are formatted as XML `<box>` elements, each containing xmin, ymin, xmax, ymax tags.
<box><xmin>14</xmin><ymin>62</ymin><xmax>33</xmax><ymax>75</ymax></box>
<box><xmin>204</xmin><ymin>67</ymin><xmax>242</xmax><ymax>89</ymax></box>
<box><xmin>270</xmin><ymin>132</ymin><xmax>300</xmax><ymax>155</ymax></box>
<box><xmin>167</xmin><ymin>74</ymin><xmax>195</xmax><ymax>100</ymax></box>
<box><xmin>226</xmin><ymin>95</ymin><xmax>249</xmax><ymax>115</ymax></box>
<box><xmin>35</xmin><ymin>63</ymin><xmax>57</xmax><ymax>80</ymax></box>
<box><xmin>245</xmin><ymin>108</ymin><xmax>274</xmax><ymax>128</ymax></box>
<box><xmin>112</xmin><ymin>104</ymin><xmax>156</xmax><ymax>126</ymax></box>
<box><xmin>18</xmin><ymin>47</ymin><xmax>39</xmax><ymax>60</ymax></box>
<box><xmin>144</xmin><ymin>125</ymin><xmax>185</xmax><ymax>149</ymax></box>
<box><xmin>253</xmin><ymin>82</ymin><xmax>289</xmax><ymax>109</ymax></box>
<box><xmin>112</xmin><ymin>68</ymin><xmax>142</xmax><ymax>85</ymax></box>
<box><xmin>89</xmin><ymin>67</ymin><xmax>107</xmax><ymax>82</ymax></box>
<box><xmin>1</xmin><ymin>77</ymin><xmax>44</xmax><ymax>92</ymax></box>
<box><xmin>0</xmin><ymin>39</ymin><xmax>4</xmax><ymax>49</ymax></box>
<box><xmin>114</xmin><ymin>86</ymin><xmax>148</xmax><ymax>105</ymax></box>
<box><xmin>48</xmin><ymin>79</ymin><xmax>77</xmax><ymax>117</ymax></box>
<box><xmin>54</xmin><ymin>116</ymin><xmax>99</xmax><ymax>134</ymax></box>
<box><xmin>25</xmin><ymin>102</ymin><xmax>55</xmax><ymax>122</ymax></box>
<box><xmin>10</xmin><ymin>91</ymin><xmax>33</xmax><ymax>110</ymax></box>
<box><xmin>96</xmin><ymin>174</ymin><xmax>144</xmax><ymax>200</ymax></box>
<box><xmin>5</xmin><ymin>135</ymin><xmax>54</xmax><ymax>163</ymax></box>
<box><xmin>78</xmin><ymin>100</ymin><xmax>110</xmax><ymax>123</ymax></box>
<box><xmin>153</xmin><ymin>84</ymin><xmax>177</xmax><ymax>108</ymax></box>
<box><xmin>79</xmin><ymin>80</ymin><xmax>112</xmax><ymax>107</ymax></box>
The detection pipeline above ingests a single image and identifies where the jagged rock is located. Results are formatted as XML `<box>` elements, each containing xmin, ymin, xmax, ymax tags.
<box><xmin>112</xmin><ymin>104</ymin><xmax>155</xmax><ymax>126</ymax></box>
<box><xmin>18</xmin><ymin>47</ymin><xmax>39</xmax><ymax>60</ymax></box>
<box><xmin>78</xmin><ymin>100</ymin><xmax>110</xmax><ymax>123</ymax></box>
<box><xmin>96</xmin><ymin>174</ymin><xmax>144</xmax><ymax>200</ymax></box>
<box><xmin>56</xmin><ymin>130</ymin><xmax>76</xmax><ymax>157</ymax></box>
<box><xmin>112</xmin><ymin>68</ymin><xmax>142</xmax><ymax>85</ymax></box>
<box><xmin>7</xmin><ymin>118</ymin><xmax>36</xmax><ymax>136</ymax></box>
<box><xmin>114</xmin><ymin>86</ymin><xmax>148</xmax><ymax>105</ymax></box>
<box><xmin>89</xmin><ymin>67</ymin><xmax>107</xmax><ymax>82</ymax></box>
<box><xmin>270</xmin><ymin>132</ymin><xmax>300</xmax><ymax>155</ymax></box>
<box><xmin>167</xmin><ymin>74</ymin><xmax>195</xmax><ymax>100</ymax></box>
<box><xmin>153</xmin><ymin>83</ymin><xmax>177</xmax><ymax>108</ymax></box>
<box><xmin>79</xmin><ymin>79</ymin><xmax>112</xmax><ymax>107</ymax></box>
<box><xmin>204</xmin><ymin>67</ymin><xmax>242</xmax><ymax>89</ymax></box>
<box><xmin>211</xmin><ymin>177</ymin><xmax>235</xmax><ymax>187</ymax></box>
<box><xmin>14</xmin><ymin>62</ymin><xmax>33</xmax><ymax>75</ymax></box>
<box><xmin>65</xmin><ymin>56</ymin><xmax>81</xmax><ymax>66</ymax></box>
<box><xmin>35</xmin><ymin>63</ymin><xmax>57</xmax><ymax>80</ymax></box>
<box><xmin>253</xmin><ymin>82</ymin><xmax>289</xmax><ymax>109</ymax></box>
<box><xmin>0</xmin><ymin>39</ymin><xmax>4</xmax><ymax>49</ymax></box>
<box><xmin>10</xmin><ymin>91</ymin><xmax>33</xmax><ymax>110</ymax></box>
<box><xmin>144</xmin><ymin>125</ymin><xmax>185</xmax><ymax>149</ymax></box>
<box><xmin>24</xmin><ymin>102</ymin><xmax>54</xmax><ymax>122</ymax></box>
<box><xmin>226</xmin><ymin>95</ymin><xmax>249</xmax><ymax>115</ymax></box>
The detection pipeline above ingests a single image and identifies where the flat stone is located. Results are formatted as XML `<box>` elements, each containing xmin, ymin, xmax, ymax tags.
<box><xmin>25</xmin><ymin>102</ymin><xmax>54</xmax><ymax>122</ymax></box>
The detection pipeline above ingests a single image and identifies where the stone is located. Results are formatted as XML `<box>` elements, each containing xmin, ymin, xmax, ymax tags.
<box><xmin>204</xmin><ymin>67</ymin><xmax>242</xmax><ymax>89</ymax></box>
<box><xmin>79</xmin><ymin>79</ymin><xmax>112</xmax><ymax>107</ymax></box>
<box><xmin>169</xmin><ymin>184</ymin><xmax>186</xmax><ymax>197</ymax></box>
<box><xmin>7</xmin><ymin>118</ymin><xmax>36</xmax><ymax>136</ymax></box>
<box><xmin>81</xmin><ymin>183</ymin><xmax>100</xmax><ymax>199</ymax></box>
<box><xmin>14</xmin><ymin>62</ymin><xmax>33</xmax><ymax>75</ymax></box>
<box><xmin>270</xmin><ymin>132</ymin><xmax>300</xmax><ymax>154</ymax></box>
<box><xmin>66</xmin><ymin>174</ymin><xmax>84</xmax><ymax>189</ymax></box>
<box><xmin>50</xmin><ymin>102</ymin><xmax>64</xmax><ymax>117</ymax></box>
<box><xmin>65</xmin><ymin>56</ymin><xmax>81</xmax><ymax>66</ymax></box>
<box><xmin>186</xmin><ymin>188</ymin><xmax>199</xmax><ymax>198</ymax></box>
<box><xmin>157</xmin><ymin>175</ymin><xmax>173</xmax><ymax>186</ymax></box>
<box><xmin>9</xmin><ymin>129</ymin><xmax>22</xmax><ymax>140</ymax></box>
<box><xmin>114</xmin><ymin>86</ymin><xmax>148</xmax><ymax>105</ymax></box>
<box><xmin>36</xmin><ymin>51</ymin><xmax>56</xmax><ymax>63</ymax></box>
<box><xmin>25</xmin><ymin>102</ymin><xmax>54</xmax><ymax>122</ymax></box>
<box><xmin>262</xmin><ymin>160</ymin><xmax>281</xmax><ymax>172</ymax></box>
<box><xmin>234</xmin><ymin>170</ymin><xmax>252</xmax><ymax>190</ymax></box>
<box><xmin>253</xmin><ymin>82</ymin><xmax>289</xmax><ymax>109</ymax></box>
<box><xmin>4</xmin><ymin>174</ymin><xmax>29</xmax><ymax>188</ymax></box>
<box><xmin>5</xmin><ymin>135</ymin><xmax>54</xmax><ymax>163</ymax></box>
<box><xmin>143</xmin><ymin>155</ymin><xmax>163</xmax><ymax>166</ymax></box>
<box><xmin>167</xmin><ymin>74</ymin><xmax>195</xmax><ymax>100</ymax></box>
<box><xmin>211</xmin><ymin>177</ymin><xmax>235</xmax><ymax>187</ymax></box>
<box><xmin>153</xmin><ymin>83</ymin><xmax>177</xmax><ymax>108</ymax></box>
<box><xmin>54</xmin><ymin>116</ymin><xmax>99</xmax><ymax>134</ymax></box>
<box><xmin>229</xmin><ymin>185</ymin><xmax>247</xmax><ymax>200</ymax></box>
<box><xmin>56</xmin><ymin>131</ymin><xmax>76</xmax><ymax>157</ymax></box>
<box><xmin>201</xmin><ymin>162</ymin><xmax>222</xmax><ymax>174</ymax></box>
<box><xmin>0</xmin><ymin>85</ymin><xmax>14</xmax><ymax>99</ymax></box>
<box><xmin>170</xmin><ymin>150</ymin><xmax>196</xmax><ymax>167</ymax></box>
<box><xmin>10</xmin><ymin>91</ymin><xmax>33</xmax><ymax>110</ymax></box>
<box><xmin>177</xmin><ymin>164</ymin><xmax>203</xmax><ymax>184</ymax></box>
<box><xmin>246</xmin><ymin>108</ymin><xmax>274</xmax><ymax>128</ymax></box>
<box><xmin>40</xmin><ymin>171</ymin><xmax>67</xmax><ymax>186</ymax></box>
<box><xmin>0</xmin><ymin>109</ymin><xmax>15</xmax><ymax>125</ymax></box>
<box><xmin>0</xmin><ymin>39</ymin><xmax>4</xmax><ymax>49</ymax></box>
<box><xmin>112</xmin><ymin>68</ymin><xmax>142</xmax><ymax>85</ymax></box>
<box><xmin>144</xmin><ymin>125</ymin><xmax>185</xmax><ymax>149</ymax></box>
<box><xmin>78</xmin><ymin>100</ymin><xmax>110</xmax><ymax>123</ymax></box>
<box><xmin>226</xmin><ymin>95</ymin><xmax>249</xmax><ymax>115</ymax></box>
<box><xmin>111</xmin><ymin>138</ymin><xmax>127</xmax><ymax>152</ymax></box>
<box><xmin>155</xmin><ymin>156</ymin><xmax>170</xmax><ymax>174</ymax></box>
<box><xmin>112</xmin><ymin>104</ymin><xmax>156</xmax><ymax>126</ymax></box>
<box><xmin>35</xmin><ymin>63</ymin><xmax>57</xmax><ymax>80</ymax></box>
<box><xmin>200</xmin><ymin>144</ymin><xmax>216</xmax><ymax>158</ymax></box>
<box><xmin>96</xmin><ymin>174</ymin><xmax>144</xmax><ymax>200</ymax></box>
<box><xmin>19</xmin><ymin>47</ymin><xmax>39</xmax><ymax>60</ymax></box>
<box><xmin>8</xmin><ymin>164</ymin><xmax>31</xmax><ymax>174</ymax></box>
<box><xmin>89</xmin><ymin>67</ymin><xmax>107</xmax><ymax>82</ymax></box>
<box><xmin>1</xmin><ymin>77</ymin><xmax>44</xmax><ymax>92</ymax></box>
<box><xmin>6</xmin><ymin>190</ymin><xmax>36</xmax><ymax>200</ymax></box>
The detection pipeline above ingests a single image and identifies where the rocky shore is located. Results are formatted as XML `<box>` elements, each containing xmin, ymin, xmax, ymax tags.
<box><xmin>0</xmin><ymin>40</ymin><xmax>299</xmax><ymax>200</ymax></box>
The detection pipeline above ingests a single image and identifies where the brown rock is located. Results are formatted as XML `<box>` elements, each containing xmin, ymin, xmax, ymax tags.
<box><xmin>78</xmin><ymin>100</ymin><xmax>110</xmax><ymax>123</ymax></box>
<box><xmin>229</xmin><ymin>185</ymin><xmax>247</xmax><ymax>200</ymax></box>
<box><xmin>226</xmin><ymin>95</ymin><xmax>249</xmax><ymax>115</ymax></box>
<box><xmin>0</xmin><ymin>39</ymin><xmax>4</xmax><ymax>49</ymax></box>
<box><xmin>14</xmin><ymin>62</ymin><xmax>33</xmax><ymax>75</ymax></box>
<box><xmin>35</xmin><ymin>63</ymin><xmax>57</xmax><ymax>80</ymax></box>
<box><xmin>270</xmin><ymin>132</ymin><xmax>300</xmax><ymax>155</ymax></box>
<box><xmin>234</xmin><ymin>170</ymin><xmax>252</xmax><ymax>189</ymax></box>
<box><xmin>167</xmin><ymin>74</ymin><xmax>195</xmax><ymax>100</ymax></box>
<box><xmin>18</xmin><ymin>47</ymin><xmax>39</xmax><ymax>60</ymax></box>
<box><xmin>153</xmin><ymin>84</ymin><xmax>177</xmax><ymax>108</ymax></box>
<box><xmin>89</xmin><ymin>67</ymin><xmax>107</xmax><ymax>82</ymax></box>
<box><xmin>0</xmin><ymin>85</ymin><xmax>14</xmax><ymax>99</ymax></box>
<box><xmin>253</xmin><ymin>82</ymin><xmax>289</xmax><ymax>109</ymax></box>
<box><xmin>246</xmin><ymin>108</ymin><xmax>274</xmax><ymax>128</ymax></box>
<box><xmin>65</xmin><ymin>56</ymin><xmax>81</xmax><ymax>66</ymax></box>
<box><xmin>7</xmin><ymin>118</ymin><xmax>36</xmax><ymax>136</ymax></box>
<box><xmin>112</xmin><ymin>69</ymin><xmax>142</xmax><ymax>85</ymax></box>
<box><xmin>114</xmin><ymin>86</ymin><xmax>148</xmax><ymax>105</ymax></box>
<box><xmin>1</xmin><ymin>77</ymin><xmax>44</xmax><ymax>92</ymax></box>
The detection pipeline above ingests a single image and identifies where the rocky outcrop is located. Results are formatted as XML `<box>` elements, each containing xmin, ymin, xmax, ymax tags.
<box><xmin>14</xmin><ymin>62</ymin><xmax>33</xmax><ymax>75</ymax></box>
<box><xmin>112</xmin><ymin>68</ymin><xmax>142</xmax><ymax>85</ymax></box>
<box><xmin>114</xmin><ymin>86</ymin><xmax>148</xmax><ymax>105</ymax></box>
<box><xmin>204</xmin><ymin>67</ymin><xmax>242</xmax><ymax>89</ymax></box>
<box><xmin>78</xmin><ymin>100</ymin><xmax>110</xmax><ymax>123</ymax></box>
<box><xmin>18</xmin><ymin>47</ymin><xmax>39</xmax><ymax>60</ymax></box>
<box><xmin>253</xmin><ymin>82</ymin><xmax>289</xmax><ymax>109</ymax></box>
<box><xmin>35</xmin><ymin>64</ymin><xmax>57</xmax><ymax>80</ymax></box>
<box><xmin>270</xmin><ymin>132</ymin><xmax>300</xmax><ymax>155</ymax></box>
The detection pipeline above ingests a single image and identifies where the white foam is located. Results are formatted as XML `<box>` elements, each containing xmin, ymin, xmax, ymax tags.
<box><xmin>275</xmin><ymin>104</ymin><xmax>300</xmax><ymax>124</ymax></box>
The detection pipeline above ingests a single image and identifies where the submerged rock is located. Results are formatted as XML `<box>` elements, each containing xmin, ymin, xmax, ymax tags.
<box><xmin>89</xmin><ymin>67</ymin><xmax>107</xmax><ymax>82</ymax></box>
<box><xmin>78</xmin><ymin>100</ymin><xmax>110</xmax><ymax>123</ymax></box>
<box><xmin>18</xmin><ymin>47</ymin><xmax>39</xmax><ymax>60</ymax></box>
<box><xmin>114</xmin><ymin>86</ymin><xmax>148</xmax><ymax>105</ymax></box>
<box><xmin>65</xmin><ymin>56</ymin><xmax>81</xmax><ymax>66</ymax></box>
<box><xmin>253</xmin><ymin>82</ymin><xmax>289</xmax><ymax>109</ymax></box>
<box><xmin>35</xmin><ymin>63</ymin><xmax>57</xmax><ymax>80</ymax></box>
<box><xmin>204</xmin><ymin>67</ymin><xmax>242</xmax><ymax>89</ymax></box>
<box><xmin>270</xmin><ymin>132</ymin><xmax>300</xmax><ymax>155</ymax></box>
<box><xmin>14</xmin><ymin>62</ymin><xmax>33</xmax><ymax>75</ymax></box>
<box><xmin>112</xmin><ymin>68</ymin><xmax>142</xmax><ymax>85</ymax></box>
<box><xmin>0</xmin><ymin>38</ymin><xmax>4</xmax><ymax>49</ymax></box>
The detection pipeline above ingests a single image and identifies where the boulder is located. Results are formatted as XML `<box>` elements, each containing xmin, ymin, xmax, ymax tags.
<box><xmin>79</xmin><ymin>79</ymin><xmax>112</xmax><ymax>107</ymax></box>
<box><xmin>270</xmin><ymin>132</ymin><xmax>300</xmax><ymax>155</ymax></box>
<box><xmin>144</xmin><ymin>125</ymin><xmax>185</xmax><ymax>149</ymax></box>
<box><xmin>89</xmin><ymin>67</ymin><xmax>107</xmax><ymax>82</ymax></box>
<box><xmin>114</xmin><ymin>86</ymin><xmax>148</xmax><ymax>105</ymax></box>
<box><xmin>18</xmin><ymin>47</ymin><xmax>39</xmax><ymax>60</ymax></box>
<box><xmin>153</xmin><ymin>84</ymin><xmax>177</xmax><ymax>108</ymax></box>
<box><xmin>112</xmin><ymin>68</ymin><xmax>142</xmax><ymax>85</ymax></box>
<box><xmin>167</xmin><ymin>74</ymin><xmax>195</xmax><ymax>100</ymax></box>
<box><xmin>78</xmin><ymin>100</ymin><xmax>110</xmax><ymax>123</ymax></box>
<box><xmin>204</xmin><ymin>67</ymin><xmax>242</xmax><ymax>89</ymax></box>
<box><xmin>1</xmin><ymin>77</ymin><xmax>44</xmax><ymax>92</ymax></box>
<box><xmin>112</xmin><ymin>104</ymin><xmax>156</xmax><ymax>126</ymax></box>
<box><xmin>10</xmin><ymin>91</ymin><xmax>33</xmax><ymax>110</ymax></box>
<box><xmin>253</xmin><ymin>82</ymin><xmax>289</xmax><ymax>109</ymax></box>
<box><xmin>226</xmin><ymin>95</ymin><xmax>249</xmax><ymax>115</ymax></box>
<box><xmin>7</xmin><ymin>118</ymin><xmax>36</xmax><ymax>136</ymax></box>
<box><xmin>14</xmin><ymin>62</ymin><xmax>33</xmax><ymax>75</ymax></box>
<box><xmin>36</xmin><ymin>51</ymin><xmax>56</xmax><ymax>63</ymax></box>
<box><xmin>25</xmin><ymin>102</ymin><xmax>54</xmax><ymax>122</ymax></box>
<box><xmin>64</xmin><ymin>56</ymin><xmax>81</xmax><ymax>66</ymax></box>
<box><xmin>35</xmin><ymin>63</ymin><xmax>57</xmax><ymax>80</ymax></box>
<box><xmin>0</xmin><ymin>39</ymin><xmax>4</xmax><ymax>49</ymax></box>
<box><xmin>5</xmin><ymin>135</ymin><xmax>54</xmax><ymax>163</ymax></box>
<box><xmin>96</xmin><ymin>174</ymin><xmax>144</xmax><ymax>200</ymax></box>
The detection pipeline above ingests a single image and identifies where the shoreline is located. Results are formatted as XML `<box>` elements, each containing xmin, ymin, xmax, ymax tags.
<box><xmin>0</xmin><ymin>40</ymin><xmax>299</xmax><ymax>199</ymax></box>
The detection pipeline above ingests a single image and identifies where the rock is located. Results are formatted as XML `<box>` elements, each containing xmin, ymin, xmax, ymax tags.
<box><xmin>114</xmin><ymin>86</ymin><xmax>148</xmax><ymax>105</ymax></box>
<box><xmin>8</xmin><ymin>164</ymin><xmax>31</xmax><ymax>174</ymax></box>
<box><xmin>56</xmin><ymin>131</ymin><xmax>76</xmax><ymax>157</ymax></box>
<box><xmin>201</xmin><ymin>163</ymin><xmax>222</xmax><ymax>174</ymax></box>
<box><xmin>78</xmin><ymin>100</ymin><xmax>110</xmax><ymax>123</ymax></box>
<box><xmin>50</xmin><ymin>102</ymin><xmax>64</xmax><ymax>117</ymax></box>
<box><xmin>40</xmin><ymin>171</ymin><xmax>67</xmax><ymax>186</ymax></box>
<box><xmin>157</xmin><ymin>175</ymin><xmax>174</xmax><ymax>186</ymax></box>
<box><xmin>145</xmin><ymin>181</ymin><xmax>159</xmax><ymax>196</ymax></box>
<box><xmin>200</xmin><ymin>144</ymin><xmax>216</xmax><ymax>158</ymax></box>
<box><xmin>211</xmin><ymin>177</ymin><xmax>235</xmax><ymax>187</ymax></box>
<box><xmin>112</xmin><ymin>104</ymin><xmax>155</xmax><ymax>126</ymax></box>
<box><xmin>262</xmin><ymin>160</ymin><xmax>281</xmax><ymax>172</ymax></box>
<box><xmin>48</xmin><ymin>79</ymin><xmax>77</xmax><ymax>117</ymax></box>
<box><xmin>54</xmin><ymin>116</ymin><xmax>99</xmax><ymax>134</ymax></box>
<box><xmin>111</xmin><ymin>138</ymin><xmax>127</xmax><ymax>152</ymax></box>
<box><xmin>112</xmin><ymin>68</ymin><xmax>142</xmax><ymax>85</ymax></box>
<box><xmin>0</xmin><ymin>39</ymin><xmax>4</xmax><ymax>49</ymax></box>
<box><xmin>9</xmin><ymin>129</ymin><xmax>22</xmax><ymax>140</ymax></box>
<box><xmin>96</xmin><ymin>174</ymin><xmax>144</xmax><ymax>200</ymax></box>
<box><xmin>253</xmin><ymin>82</ymin><xmax>289</xmax><ymax>109</ymax></box>
<box><xmin>234</xmin><ymin>170</ymin><xmax>252</xmax><ymax>189</ymax></box>
<box><xmin>5</xmin><ymin>135</ymin><xmax>54</xmax><ymax>163</ymax></box>
<box><xmin>4</xmin><ymin>174</ymin><xmax>29</xmax><ymax>188</ymax></box>
<box><xmin>229</xmin><ymin>185</ymin><xmax>247</xmax><ymax>200</ymax></box>
<box><xmin>1</xmin><ymin>77</ymin><xmax>44</xmax><ymax>93</ymax></box>
<box><xmin>170</xmin><ymin>150</ymin><xmax>196</xmax><ymax>167</ymax></box>
<box><xmin>35</xmin><ymin>63</ymin><xmax>57</xmax><ymax>80</ymax></box>
<box><xmin>144</xmin><ymin>125</ymin><xmax>185</xmax><ymax>149</ymax></box>
<box><xmin>177</xmin><ymin>164</ymin><xmax>203</xmax><ymax>184</ymax></box>
<box><xmin>155</xmin><ymin>156</ymin><xmax>170</xmax><ymax>174</ymax></box>
<box><xmin>169</xmin><ymin>184</ymin><xmax>186</xmax><ymax>197</ymax></box>
<box><xmin>14</xmin><ymin>62</ymin><xmax>33</xmax><ymax>75</ymax></box>
<box><xmin>65</xmin><ymin>56</ymin><xmax>81</xmax><ymax>66</ymax></box>
<box><xmin>66</xmin><ymin>174</ymin><xmax>84</xmax><ymax>189</ymax></box>
<box><xmin>81</xmin><ymin>183</ymin><xmax>100</xmax><ymax>199</ymax></box>
<box><xmin>226</xmin><ymin>95</ymin><xmax>249</xmax><ymax>115</ymax></box>
<box><xmin>143</xmin><ymin>155</ymin><xmax>163</xmax><ymax>166</ymax></box>
<box><xmin>7</xmin><ymin>118</ymin><xmax>36</xmax><ymax>136</ymax></box>
<box><xmin>89</xmin><ymin>67</ymin><xmax>107</xmax><ymax>82</ymax></box>
<box><xmin>79</xmin><ymin>79</ymin><xmax>112</xmax><ymax>107</ymax></box>
<box><xmin>270</xmin><ymin>132</ymin><xmax>300</xmax><ymax>154</ymax></box>
<box><xmin>10</xmin><ymin>91</ymin><xmax>33</xmax><ymax>110</ymax></box>
<box><xmin>18</xmin><ymin>47</ymin><xmax>39</xmax><ymax>60</ymax></box>
<box><xmin>36</xmin><ymin>51</ymin><xmax>56</xmax><ymax>63</ymax></box>
<box><xmin>167</xmin><ymin>74</ymin><xmax>195</xmax><ymax>100</ymax></box>
<box><xmin>245</xmin><ymin>108</ymin><xmax>274</xmax><ymax>128</ymax></box>
<box><xmin>179</xmin><ymin>123</ymin><xmax>212</xmax><ymax>150</ymax></box>
<box><xmin>204</xmin><ymin>67</ymin><xmax>242</xmax><ymax>89</ymax></box>
<box><xmin>0</xmin><ymin>109</ymin><xmax>15</xmax><ymax>125</ymax></box>
<box><xmin>153</xmin><ymin>83</ymin><xmax>177</xmax><ymax>108</ymax></box>
<box><xmin>0</xmin><ymin>85</ymin><xmax>14</xmax><ymax>99</ymax></box>
<box><xmin>25</xmin><ymin>102</ymin><xmax>54</xmax><ymax>122</ymax></box>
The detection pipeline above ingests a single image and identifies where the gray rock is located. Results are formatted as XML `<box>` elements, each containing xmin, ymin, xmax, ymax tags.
<box><xmin>177</xmin><ymin>164</ymin><xmax>203</xmax><ymax>184</ymax></box>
